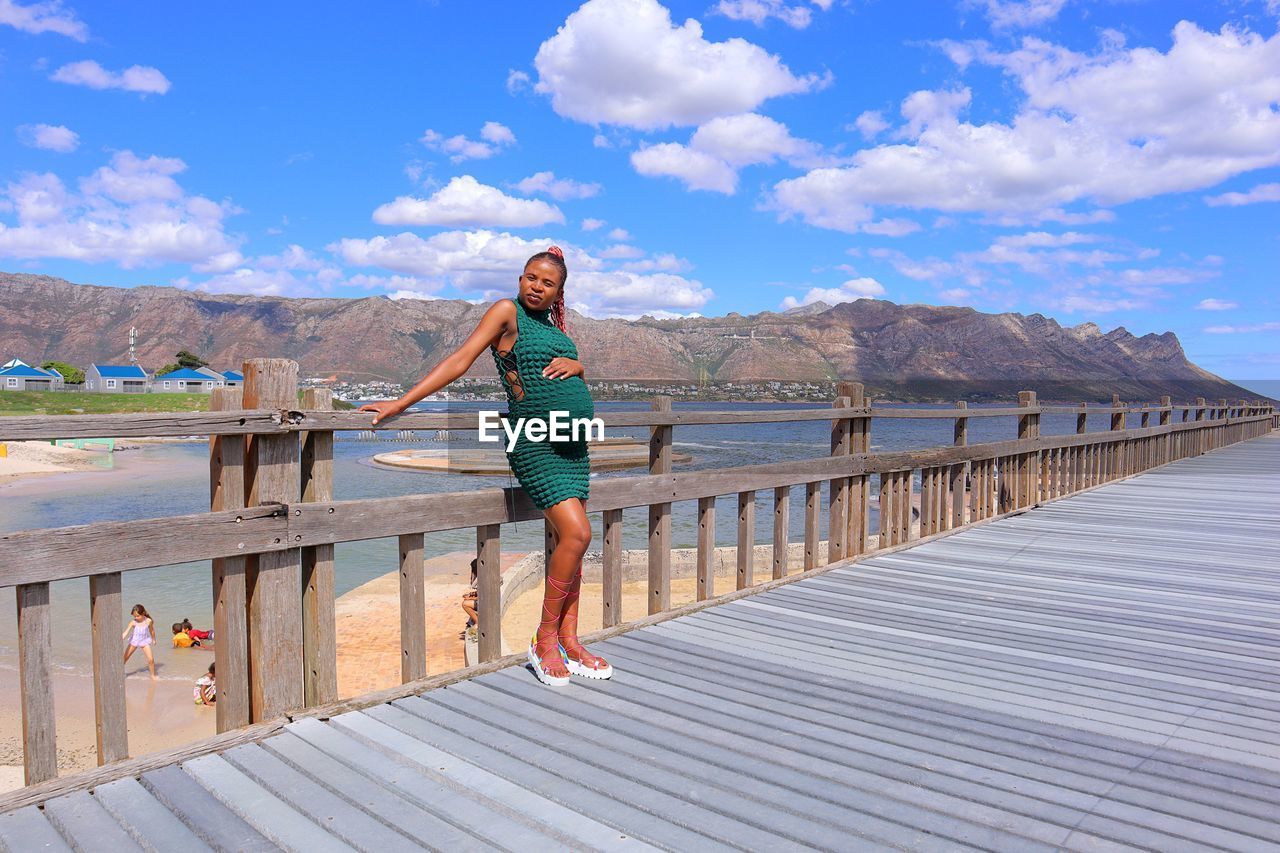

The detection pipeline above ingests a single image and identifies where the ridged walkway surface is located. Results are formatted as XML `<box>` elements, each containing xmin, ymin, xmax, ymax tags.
<box><xmin>3</xmin><ymin>435</ymin><xmax>1278</xmax><ymax>851</ymax></box>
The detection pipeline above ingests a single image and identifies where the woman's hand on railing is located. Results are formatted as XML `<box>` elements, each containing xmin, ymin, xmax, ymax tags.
<box><xmin>358</xmin><ymin>399</ymin><xmax>407</xmax><ymax>426</ymax></box>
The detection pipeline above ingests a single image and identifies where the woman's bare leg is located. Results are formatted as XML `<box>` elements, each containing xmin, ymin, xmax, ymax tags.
<box><xmin>123</xmin><ymin>644</ymin><xmax>136</xmax><ymax>665</ymax></box>
<box><xmin>545</xmin><ymin>498</ymin><xmax>608</xmax><ymax>671</ymax></box>
<box><xmin>532</xmin><ymin>498</ymin><xmax>591</xmax><ymax>678</ymax></box>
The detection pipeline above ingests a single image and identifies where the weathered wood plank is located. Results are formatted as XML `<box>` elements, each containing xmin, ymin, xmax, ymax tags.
<box><xmin>737</xmin><ymin>490</ymin><xmax>755</xmax><ymax>590</ymax></box>
<box><xmin>697</xmin><ymin>498</ymin><xmax>715</xmax><ymax>601</ymax></box>
<box><xmin>850</xmin><ymin>386</ymin><xmax>871</xmax><ymax>555</ymax></box>
<box><xmin>209</xmin><ymin>387</ymin><xmax>251</xmax><ymax>734</ymax></box>
<box><xmin>17</xmin><ymin>582</ymin><xmax>56</xmax><ymax>785</ymax></box>
<box><xmin>299</xmin><ymin>388</ymin><xmax>336</xmax><ymax>708</ymax></box>
<box><xmin>804</xmin><ymin>481</ymin><xmax>820</xmax><ymax>570</ymax></box>
<box><xmin>0</xmin><ymin>506</ymin><xmax>287</xmax><ymax>588</ymax></box>
<box><xmin>89</xmin><ymin>572</ymin><xmax>128</xmax><ymax>765</ymax></box>
<box><xmin>399</xmin><ymin>532</ymin><xmax>427</xmax><ymax>683</ymax></box>
<box><xmin>476</xmin><ymin>524</ymin><xmax>501</xmax><ymax>663</ymax></box>
<box><xmin>648</xmin><ymin>396</ymin><xmax>673</xmax><ymax>615</ymax></box>
<box><xmin>242</xmin><ymin>359</ymin><xmax>304</xmax><ymax>722</ymax></box>
<box><xmin>827</xmin><ymin>391</ymin><xmax>852</xmax><ymax>563</ymax></box>
<box><xmin>773</xmin><ymin>486</ymin><xmax>789</xmax><ymax>580</ymax></box>
<box><xmin>0</xmin><ymin>410</ymin><xmax>286</xmax><ymax>441</ymax></box>
<box><xmin>602</xmin><ymin>508</ymin><xmax>623</xmax><ymax>625</ymax></box>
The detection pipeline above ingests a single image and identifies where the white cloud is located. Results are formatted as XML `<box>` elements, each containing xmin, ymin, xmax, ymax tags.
<box><xmin>712</xmin><ymin>0</ymin><xmax>834</xmax><ymax>29</ymax></box>
<box><xmin>771</xmin><ymin>23</ymin><xmax>1280</xmax><ymax>232</ymax></box>
<box><xmin>1204</xmin><ymin>321</ymin><xmax>1280</xmax><ymax>333</ymax></box>
<box><xmin>939</xmin><ymin>288</ymin><xmax>972</xmax><ymax>303</ymax></box>
<box><xmin>533</xmin><ymin>0</ymin><xmax>829</xmax><ymax>130</ymax></box>
<box><xmin>581</xmin><ymin>217</ymin><xmax>607</xmax><ymax>231</ymax></box>
<box><xmin>1205</xmin><ymin>182</ymin><xmax>1280</xmax><ymax>206</ymax></box>
<box><xmin>599</xmin><ymin>243</ymin><xmax>644</xmax><ymax>259</ymax></box>
<box><xmin>0</xmin><ymin>151</ymin><xmax>240</xmax><ymax>268</ymax></box>
<box><xmin>1056</xmin><ymin>294</ymin><xmax>1142</xmax><ymax>313</ymax></box>
<box><xmin>331</xmin><ymin>228</ymin><xmax>714</xmax><ymax>318</ymax></box>
<box><xmin>607</xmin><ymin>227</ymin><xmax>630</xmax><ymax>241</ymax></box>
<box><xmin>861</xmin><ymin>218</ymin><xmax>920</xmax><ymax>237</ymax></box>
<box><xmin>17</xmin><ymin>123</ymin><xmax>78</xmax><ymax>152</ymax></box>
<box><xmin>50</xmin><ymin>60</ymin><xmax>171</xmax><ymax>94</ymax></box>
<box><xmin>388</xmin><ymin>289</ymin><xmax>443</xmax><ymax>301</ymax></box>
<box><xmin>632</xmin><ymin>143</ymin><xmax>739</xmax><ymax>193</ymax></box>
<box><xmin>513</xmin><ymin>171</ymin><xmax>602</xmax><ymax>200</ymax></box>
<box><xmin>852</xmin><ymin>110</ymin><xmax>889</xmax><ymax>139</ymax></box>
<box><xmin>631</xmin><ymin>112</ymin><xmax>826</xmax><ymax>194</ymax></box>
<box><xmin>968</xmin><ymin>0</ymin><xmax>1069</xmax><ymax>30</ymax></box>
<box><xmin>780</xmin><ymin>276</ymin><xmax>885</xmax><ymax>309</ymax></box>
<box><xmin>506</xmin><ymin>69</ymin><xmax>531</xmax><ymax>93</ymax></box>
<box><xmin>1197</xmin><ymin>298</ymin><xmax>1239</xmax><ymax>311</ymax></box>
<box><xmin>592</xmin><ymin>134</ymin><xmax>612</xmax><ymax>149</ymax></box>
<box><xmin>372</xmin><ymin>176</ymin><xmax>564</xmax><ymax>228</ymax></box>
<box><xmin>421</xmin><ymin>122</ymin><xmax>517</xmax><ymax>162</ymax></box>
<box><xmin>0</xmin><ymin>0</ymin><xmax>87</xmax><ymax>40</ymax></box>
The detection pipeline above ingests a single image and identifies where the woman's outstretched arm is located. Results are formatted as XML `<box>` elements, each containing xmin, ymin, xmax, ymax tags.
<box><xmin>359</xmin><ymin>299</ymin><xmax>516</xmax><ymax>425</ymax></box>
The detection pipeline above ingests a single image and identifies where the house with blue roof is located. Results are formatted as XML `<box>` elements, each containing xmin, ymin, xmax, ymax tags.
<box><xmin>154</xmin><ymin>367</ymin><xmax>223</xmax><ymax>393</ymax></box>
<box><xmin>0</xmin><ymin>359</ymin><xmax>65</xmax><ymax>391</ymax></box>
<box><xmin>86</xmin><ymin>364</ymin><xmax>150</xmax><ymax>393</ymax></box>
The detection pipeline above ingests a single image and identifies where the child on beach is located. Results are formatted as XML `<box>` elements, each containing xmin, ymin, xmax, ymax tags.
<box><xmin>171</xmin><ymin>623</ymin><xmax>199</xmax><ymax>648</ymax></box>
<box><xmin>460</xmin><ymin>558</ymin><xmax>478</xmax><ymax>640</ymax></box>
<box><xmin>122</xmin><ymin>604</ymin><xmax>157</xmax><ymax>680</ymax></box>
<box><xmin>194</xmin><ymin>662</ymin><xmax>216</xmax><ymax>705</ymax></box>
<box><xmin>181</xmin><ymin>618</ymin><xmax>213</xmax><ymax>643</ymax></box>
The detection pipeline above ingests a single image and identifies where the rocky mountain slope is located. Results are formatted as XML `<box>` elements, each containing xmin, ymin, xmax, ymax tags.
<box><xmin>0</xmin><ymin>272</ymin><xmax>1263</xmax><ymax>403</ymax></box>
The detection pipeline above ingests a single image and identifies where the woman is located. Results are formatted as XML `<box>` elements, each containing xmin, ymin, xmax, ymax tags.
<box><xmin>359</xmin><ymin>247</ymin><xmax>611</xmax><ymax>687</ymax></box>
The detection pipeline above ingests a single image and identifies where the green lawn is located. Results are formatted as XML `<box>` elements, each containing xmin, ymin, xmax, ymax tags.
<box><xmin>0</xmin><ymin>389</ymin><xmax>354</xmax><ymax>416</ymax></box>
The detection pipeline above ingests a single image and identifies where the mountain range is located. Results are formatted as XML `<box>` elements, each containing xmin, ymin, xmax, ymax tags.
<box><xmin>0</xmin><ymin>272</ymin><xmax>1265</xmax><ymax>403</ymax></box>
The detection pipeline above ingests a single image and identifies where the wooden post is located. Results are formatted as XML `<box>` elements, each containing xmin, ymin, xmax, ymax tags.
<box><xmin>241</xmin><ymin>359</ymin><xmax>303</xmax><ymax>721</ymax></box>
<box><xmin>804</xmin><ymin>482</ymin><xmax>820</xmax><ymax>569</ymax></box>
<box><xmin>647</xmin><ymin>396</ymin><xmax>673</xmax><ymax>614</ymax></box>
<box><xmin>90</xmin><ymin>572</ymin><xmax>127</xmax><ymax>764</ymax></box>
<box><xmin>1110</xmin><ymin>394</ymin><xmax>1124</xmax><ymax>480</ymax></box>
<box><xmin>772</xmin><ymin>485</ymin><xmax>789</xmax><ymax>580</ymax></box>
<box><xmin>737</xmin><ymin>490</ymin><xmax>755</xmax><ymax>589</ymax></box>
<box><xmin>602</xmin><ymin>508</ymin><xmax>623</xmax><ymax>624</ymax></box>
<box><xmin>694</xmin><ymin>498</ymin><xmax>715</xmax><ymax>602</ymax></box>
<box><xmin>299</xmin><ymin>388</ymin><xmax>336</xmax><ymax>707</ymax></box>
<box><xmin>209</xmin><ymin>387</ymin><xmax>250</xmax><ymax>732</ymax></box>
<box><xmin>846</xmin><ymin>384</ymin><xmax>869</xmax><ymax>555</ymax></box>
<box><xmin>399</xmin><ymin>533</ymin><xmax>426</xmax><ymax>682</ymax></box>
<box><xmin>1017</xmin><ymin>391</ymin><xmax>1038</xmax><ymax>507</ymax></box>
<box><xmin>17</xmin><ymin>582</ymin><xmax>55</xmax><ymax>784</ymax></box>
<box><xmin>476</xmin><ymin>524</ymin><xmax>501</xmax><ymax>662</ymax></box>
<box><xmin>828</xmin><ymin>384</ymin><xmax>854</xmax><ymax>563</ymax></box>
<box><xmin>950</xmin><ymin>402</ymin><xmax>967</xmax><ymax>528</ymax></box>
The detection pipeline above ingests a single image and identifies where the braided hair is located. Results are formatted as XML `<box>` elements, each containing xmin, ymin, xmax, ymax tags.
<box><xmin>524</xmin><ymin>246</ymin><xmax>568</xmax><ymax>333</ymax></box>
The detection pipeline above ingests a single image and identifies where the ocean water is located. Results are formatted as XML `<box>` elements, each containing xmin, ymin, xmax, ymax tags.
<box><xmin>0</xmin><ymin>400</ymin><xmax>1116</xmax><ymax>680</ymax></box>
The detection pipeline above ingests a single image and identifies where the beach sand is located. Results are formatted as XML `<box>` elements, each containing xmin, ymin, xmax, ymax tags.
<box><xmin>0</xmin><ymin>441</ymin><xmax>115</xmax><ymax>482</ymax></box>
<box><xmin>334</xmin><ymin>550</ymin><xmax>530</xmax><ymax>697</ymax></box>
<box><xmin>0</xmin><ymin>663</ymin><xmax>215</xmax><ymax>793</ymax></box>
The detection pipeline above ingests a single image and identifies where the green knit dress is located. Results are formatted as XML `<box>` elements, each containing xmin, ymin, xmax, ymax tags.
<box><xmin>491</xmin><ymin>295</ymin><xmax>594</xmax><ymax>510</ymax></box>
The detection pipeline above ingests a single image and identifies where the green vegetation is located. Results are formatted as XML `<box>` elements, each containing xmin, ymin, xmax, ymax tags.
<box><xmin>156</xmin><ymin>349</ymin><xmax>209</xmax><ymax>377</ymax></box>
<box><xmin>41</xmin><ymin>361</ymin><xmax>85</xmax><ymax>384</ymax></box>
<box><xmin>0</xmin><ymin>389</ymin><xmax>354</xmax><ymax>416</ymax></box>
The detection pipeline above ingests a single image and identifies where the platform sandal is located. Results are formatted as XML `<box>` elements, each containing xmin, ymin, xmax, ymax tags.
<box><xmin>527</xmin><ymin>574</ymin><xmax>572</xmax><ymax>687</ymax></box>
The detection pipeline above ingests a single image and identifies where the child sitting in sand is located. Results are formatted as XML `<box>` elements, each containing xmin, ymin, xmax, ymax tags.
<box><xmin>460</xmin><ymin>558</ymin><xmax>478</xmax><ymax>640</ymax></box>
<box><xmin>172</xmin><ymin>623</ymin><xmax>200</xmax><ymax>648</ymax></box>
<box><xmin>194</xmin><ymin>662</ymin><xmax>216</xmax><ymax>705</ymax></box>
<box><xmin>181</xmin><ymin>618</ymin><xmax>214</xmax><ymax>643</ymax></box>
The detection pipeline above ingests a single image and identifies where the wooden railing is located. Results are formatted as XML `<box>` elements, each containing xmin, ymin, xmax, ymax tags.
<box><xmin>0</xmin><ymin>359</ymin><xmax>1274</xmax><ymax>789</ymax></box>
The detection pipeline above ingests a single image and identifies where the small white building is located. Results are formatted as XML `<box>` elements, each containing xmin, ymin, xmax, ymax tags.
<box><xmin>0</xmin><ymin>359</ymin><xmax>64</xmax><ymax>391</ymax></box>
<box><xmin>154</xmin><ymin>367</ymin><xmax>224</xmax><ymax>393</ymax></box>
<box><xmin>87</xmin><ymin>364</ymin><xmax>151</xmax><ymax>393</ymax></box>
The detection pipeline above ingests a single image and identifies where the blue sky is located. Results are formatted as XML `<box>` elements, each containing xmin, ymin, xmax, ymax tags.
<box><xmin>1</xmin><ymin>0</ymin><xmax>1277</xmax><ymax>385</ymax></box>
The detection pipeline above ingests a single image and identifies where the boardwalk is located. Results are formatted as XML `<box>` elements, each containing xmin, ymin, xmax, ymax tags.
<box><xmin>3</xmin><ymin>434</ymin><xmax>1278</xmax><ymax>851</ymax></box>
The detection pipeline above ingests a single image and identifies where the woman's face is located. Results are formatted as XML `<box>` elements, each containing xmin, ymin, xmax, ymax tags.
<box><xmin>519</xmin><ymin>259</ymin><xmax>564</xmax><ymax>311</ymax></box>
